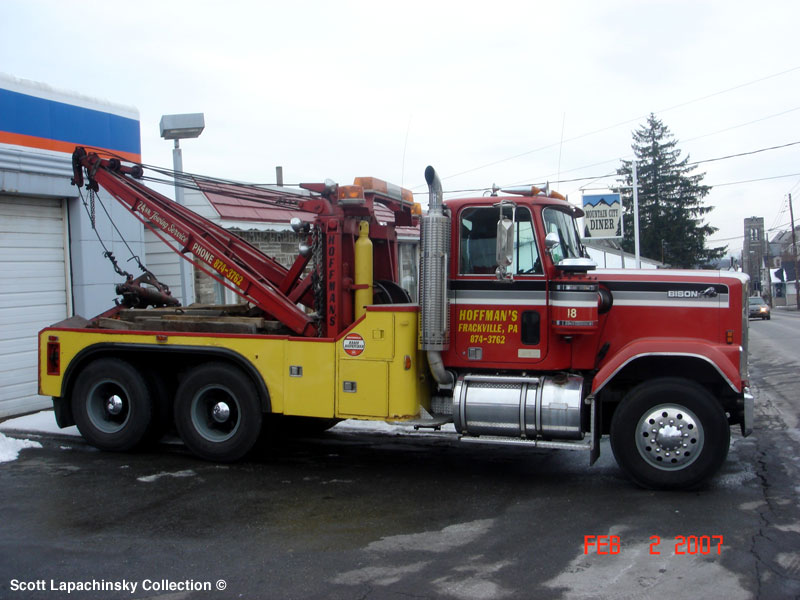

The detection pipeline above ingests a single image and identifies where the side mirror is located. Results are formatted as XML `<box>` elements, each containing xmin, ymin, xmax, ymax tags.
<box><xmin>495</xmin><ymin>217</ymin><xmax>514</xmax><ymax>280</ymax></box>
<box><xmin>496</xmin><ymin>218</ymin><xmax>514</xmax><ymax>267</ymax></box>
<box><xmin>545</xmin><ymin>231</ymin><xmax>560</xmax><ymax>251</ymax></box>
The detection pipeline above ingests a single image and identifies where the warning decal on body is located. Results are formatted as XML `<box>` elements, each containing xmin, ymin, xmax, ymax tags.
<box><xmin>343</xmin><ymin>333</ymin><xmax>366</xmax><ymax>356</ymax></box>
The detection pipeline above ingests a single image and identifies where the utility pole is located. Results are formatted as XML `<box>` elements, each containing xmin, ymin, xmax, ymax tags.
<box><xmin>764</xmin><ymin>234</ymin><xmax>772</xmax><ymax>307</ymax></box>
<box><xmin>789</xmin><ymin>193</ymin><xmax>799</xmax><ymax>310</ymax></box>
<box><xmin>632</xmin><ymin>160</ymin><xmax>641</xmax><ymax>268</ymax></box>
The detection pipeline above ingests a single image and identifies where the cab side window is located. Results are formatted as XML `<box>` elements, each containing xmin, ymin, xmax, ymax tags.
<box><xmin>459</xmin><ymin>207</ymin><xmax>540</xmax><ymax>275</ymax></box>
<box><xmin>460</xmin><ymin>207</ymin><xmax>498</xmax><ymax>274</ymax></box>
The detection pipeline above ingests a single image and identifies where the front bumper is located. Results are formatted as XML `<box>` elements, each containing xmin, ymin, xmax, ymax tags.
<box><xmin>741</xmin><ymin>386</ymin><xmax>754</xmax><ymax>436</ymax></box>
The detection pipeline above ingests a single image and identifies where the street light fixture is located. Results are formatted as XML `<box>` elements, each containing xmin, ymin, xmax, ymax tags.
<box><xmin>160</xmin><ymin>113</ymin><xmax>205</xmax><ymax>140</ymax></box>
<box><xmin>159</xmin><ymin>113</ymin><xmax>205</xmax><ymax>306</ymax></box>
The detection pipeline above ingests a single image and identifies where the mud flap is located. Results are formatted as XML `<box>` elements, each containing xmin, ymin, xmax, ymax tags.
<box><xmin>588</xmin><ymin>395</ymin><xmax>601</xmax><ymax>465</ymax></box>
<box><xmin>52</xmin><ymin>396</ymin><xmax>75</xmax><ymax>428</ymax></box>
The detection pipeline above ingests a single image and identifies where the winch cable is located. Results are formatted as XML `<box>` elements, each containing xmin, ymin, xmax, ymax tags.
<box><xmin>77</xmin><ymin>148</ymin><xmax>311</xmax><ymax>210</ymax></box>
<box><xmin>77</xmin><ymin>185</ymin><xmax>155</xmax><ymax>281</ymax></box>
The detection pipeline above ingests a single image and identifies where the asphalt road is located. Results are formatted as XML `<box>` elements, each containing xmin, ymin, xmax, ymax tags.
<box><xmin>1</xmin><ymin>311</ymin><xmax>799</xmax><ymax>600</ymax></box>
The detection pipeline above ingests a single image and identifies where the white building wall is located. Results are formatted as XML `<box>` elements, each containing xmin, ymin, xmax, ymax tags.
<box><xmin>68</xmin><ymin>188</ymin><xmax>146</xmax><ymax>317</ymax></box>
<box><xmin>585</xmin><ymin>245</ymin><xmax>660</xmax><ymax>269</ymax></box>
<box><xmin>1</xmin><ymin>73</ymin><xmax>143</xmax><ymax>416</ymax></box>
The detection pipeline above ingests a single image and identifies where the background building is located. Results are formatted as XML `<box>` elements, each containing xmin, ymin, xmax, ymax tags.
<box><xmin>742</xmin><ymin>216</ymin><xmax>766</xmax><ymax>297</ymax></box>
<box><xmin>0</xmin><ymin>73</ymin><xmax>144</xmax><ymax>418</ymax></box>
<box><xmin>767</xmin><ymin>226</ymin><xmax>800</xmax><ymax>306</ymax></box>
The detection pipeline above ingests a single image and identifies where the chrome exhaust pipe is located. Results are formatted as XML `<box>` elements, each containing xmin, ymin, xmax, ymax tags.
<box><xmin>419</xmin><ymin>166</ymin><xmax>453</xmax><ymax>389</ymax></box>
<box><xmin>425</xmin><ymin>165</ymin><xmax>443</xmax><ymax>212</ymax></box>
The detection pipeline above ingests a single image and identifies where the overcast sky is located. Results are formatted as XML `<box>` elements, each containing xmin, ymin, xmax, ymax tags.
<box><xmin>3</xmin><ymin>0</ymin><xmax>800</xmax><ymax>257</ymax></box>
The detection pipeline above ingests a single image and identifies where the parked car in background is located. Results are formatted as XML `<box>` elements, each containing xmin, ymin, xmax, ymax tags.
<box><xmin>748</xmin><ymin>296</ymin><xmax>771</xmax><ymax>320</ymax></box>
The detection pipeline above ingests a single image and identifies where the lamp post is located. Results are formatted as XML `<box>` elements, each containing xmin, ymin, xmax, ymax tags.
<box><xmin>159</xmin><ymin>113</ymin><xmax>205</xmax><ymax>306</ymax></box>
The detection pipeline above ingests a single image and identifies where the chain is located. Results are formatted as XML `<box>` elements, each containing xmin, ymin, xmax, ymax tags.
<box><xmin>89</xmin><ymin>189</ymin><xmax>96</xmax><ymax>229</ymax></box>
<box><xmin>311</xmin><ymin>225</ymin><xmax>325</xmax><ymax>337</ymax></box>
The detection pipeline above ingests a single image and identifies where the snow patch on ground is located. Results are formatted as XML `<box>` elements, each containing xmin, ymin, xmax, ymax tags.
<box><xmin>433</xmin><ymin>559</ymin><xmax>513</xmax><ymax>600</ymax></box>
<box><xmin>367</xmin><ymin>519</ymin><xmax>495</xmax><ymax>554</ymax></box>
<box><xmin>333</xmin><ymin>562</ymin><xmax>430</xmax><ymax>586</ymax></box>
<box><xmin>0</xmin><ymin>410</ymin><xmax>79</xmax><ymax>437</ymax></box>
<box><xmin>332</xmin><ymin>419</ymin><xmax>456</xmax><ymax>435</ymax></box>
<box><xmin>775</xmin><ymin>552</ymin><xmax>800</xmax><ymax>577</ymax></box>
<box><xmin>136</xmin><ymin>470</ymin><xmax>196</xmax><ymax>483</ymax></box>
<box><xmin>0</xmin><ymin>410</ymin><xmax>452</xmax><ymax>441</ymax></box>
<box><xmin>334</xmin><ymin>519</ymin><xmax>507</xmax><ymax>599</ymax></box>
<box><xmin>0</xmin><ymin>432</ymin><xmax>42</xmax><ymax>464</ymax></box>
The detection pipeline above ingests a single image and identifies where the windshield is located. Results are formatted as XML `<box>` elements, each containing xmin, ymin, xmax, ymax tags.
<box><xmin>542</xmin><ymin>207</ymin><xmax>583</xmax><ymax>263</ymax></box>
<box><xmin>748</xmin><ymin>297</ymin><xmax>763</xmax><ymax>305</ymax></box>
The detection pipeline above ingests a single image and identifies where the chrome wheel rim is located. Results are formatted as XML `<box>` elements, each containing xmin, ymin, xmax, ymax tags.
<box><xmin>190</xmin><ymin>384</ymin><xmax>240</xmax><ymax>443</ymax></box>
<box><xmin>86</xmin><ymin>381</ymin><xmax>130</xmax><ymax>434</ymax></box>
<box><xmin>635</xmin><ymin>404</ymin><xmax>704</xmax><ymax>471</ymax></box>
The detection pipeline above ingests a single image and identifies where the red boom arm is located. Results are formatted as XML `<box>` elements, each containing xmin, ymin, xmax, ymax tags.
<box><xmin>73</xmin><ymin>149</ymin><xmax>318</xmax><ymax>337</ymax></box>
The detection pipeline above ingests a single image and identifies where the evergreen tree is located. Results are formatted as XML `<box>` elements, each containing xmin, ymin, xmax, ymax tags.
<box><xmin>614</xmin><ymin>114</ymin><xmax>725</xmax><ymax>268</ymax></box>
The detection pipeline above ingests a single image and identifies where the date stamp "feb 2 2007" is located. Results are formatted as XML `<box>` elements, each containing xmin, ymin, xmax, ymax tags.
<box><xmin>583</xmin><ymin>535</ymin><xmax>724</xmax><ymax>556</ymax></box>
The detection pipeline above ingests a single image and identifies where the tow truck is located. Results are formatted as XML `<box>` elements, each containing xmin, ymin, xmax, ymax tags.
<box><xmin>38</xmin><ymin>149</ymin><xmax>752</xmax><ymax>489</ymax></box>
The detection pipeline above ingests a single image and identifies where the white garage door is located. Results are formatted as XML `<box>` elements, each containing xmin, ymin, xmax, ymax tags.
<box><xmin>0</xmin><ymin>196</ymin><xmax>69</xmax><ymax>418</ymax></box>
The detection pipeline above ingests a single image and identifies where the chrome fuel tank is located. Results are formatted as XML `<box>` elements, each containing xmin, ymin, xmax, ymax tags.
<box><xmin>453</xmin><ymin>374</ymin><xmax>584</xmax><ymax>440</ymax></box>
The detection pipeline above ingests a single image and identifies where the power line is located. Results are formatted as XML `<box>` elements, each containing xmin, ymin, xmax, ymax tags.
<box><xmin>711</xmin><ymin>172</ymin><xmax>800</xmax><ymax>188</ymax></box>
<box><xmin>708</xmin><ymin>220</ymin><xmax>796</xmax><ymax>243</ymax></box>
<box><xmin>424</xmin><ymin>65</ymin><xmax>800</xmax><ymax>185</ymax></box>
<box><xmin>503</xmin><ymin>106</ymin><xmax>800</xmax><ymax>192</ymax></box>
<box><xmin>686</xmin><ymin>140</ymin><xmax>800</xmax><ymax>167</ymax></box>
<box><xmin>418</xmin><ymin>169</ymin><xmax>800</xmax><ymax>200</ymax></box>
<box><xmin>516</xmin><ymin>140</ymin><xmax>800</xmax><ymax>192</ymax></box>
<box><xmin>683</xmin><ymin>105</ymin><xmax>800</xmax><ymax>145</ymax></box>
<box><xmin>768</xmin><ymin>196</ymin><xmax>788</xmax><ymax>233</ymax></box>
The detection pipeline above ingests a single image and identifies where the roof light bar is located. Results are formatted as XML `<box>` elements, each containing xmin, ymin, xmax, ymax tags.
<box><xmin>354</xmin><ymin>177</ymin><xmax>414</xmax><ymax>205</ymax></box>
<box><xmin>501</xmin><ymin>185</ymin><xmax>566</xmax><ymax>200</ymax></box>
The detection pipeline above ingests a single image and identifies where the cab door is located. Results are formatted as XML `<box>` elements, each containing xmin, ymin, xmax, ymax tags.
<box><xmin>451</xmin><ymin>204</ymin><xmax>549</xmax><ymax>367</ymax></box>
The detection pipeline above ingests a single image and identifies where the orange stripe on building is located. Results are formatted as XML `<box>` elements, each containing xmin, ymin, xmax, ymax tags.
<box><xmin>0</xmin><ymin>131</ymin><xmax>142</xmax><ymax>163</ymax></box>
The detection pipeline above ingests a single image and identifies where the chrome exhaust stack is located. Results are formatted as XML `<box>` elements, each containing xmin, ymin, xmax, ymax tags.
<box><xmin>419</xmin><ymin>166</ymin><xmax>453</xmax><ymax>389</ymax></box>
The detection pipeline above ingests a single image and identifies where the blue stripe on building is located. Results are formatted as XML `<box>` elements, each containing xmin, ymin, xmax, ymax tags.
<box><xmin>0</xmin><ymin>88</ymin><xmax>140</xmax><ymax>155</ymax></box>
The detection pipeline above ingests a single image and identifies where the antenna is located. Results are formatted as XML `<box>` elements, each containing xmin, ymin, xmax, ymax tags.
<box><xmin>556</xmin><ymin>112</ymin><xmax>566</xmax><ymax>186</ymax></box>
<box><xmin>401</xmin><ymin>113</ymin><xmax>412</xmax><ymax>187</ymax></box>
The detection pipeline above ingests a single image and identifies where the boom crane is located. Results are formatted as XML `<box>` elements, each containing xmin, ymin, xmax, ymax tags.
<box><xmin>71</xmin><ymin>147</ymin><xmax>418</xmax><ymax>338</ymax></box>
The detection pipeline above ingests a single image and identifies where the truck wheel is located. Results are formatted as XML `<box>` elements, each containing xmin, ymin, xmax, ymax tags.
<box><xmin>71</xmin><ymin>358</ymin><xmax>154</xmax><ymax>451</ymax></box>
<box><xmin>610</xmin><ymin>378</ymin><xmax>730</xmax><ymax>490</ymax></box>
<box><xmin>174</xmin><ymin>363</ymin><xmax>262</xmax><ymax>462</ymax></box>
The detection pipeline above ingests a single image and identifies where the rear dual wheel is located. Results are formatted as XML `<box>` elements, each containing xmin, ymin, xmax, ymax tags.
<box><xmin>173</xmin><ymin>363</ymin><xmax>262</xmax><ymax>462</ymax></box>
<box><xmin>71</xmin><ymin>358</ymin><xmax>154</xmax><ymax>451</ymax></box>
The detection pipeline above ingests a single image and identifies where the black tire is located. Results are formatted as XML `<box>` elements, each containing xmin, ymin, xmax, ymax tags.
<box><xmin>71</xmin><ymin>358</ymin><xmax>154</xmax><ymax>451</ymax></box>
<box><xmin>174</xmin><ymin>363</ymin><xmax>262</xmax><ymax>462</ymax></box>
<box><xmin>610</xmin><ymin>377</ymin><xmax>730</xmax><ymax>490</ymax></box>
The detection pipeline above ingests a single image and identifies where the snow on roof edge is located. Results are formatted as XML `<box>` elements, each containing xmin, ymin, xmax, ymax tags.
<box><xmin>0</xmin><ymin>72</ymin><xmax>139</xmax><ymax>121</ymax></box>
